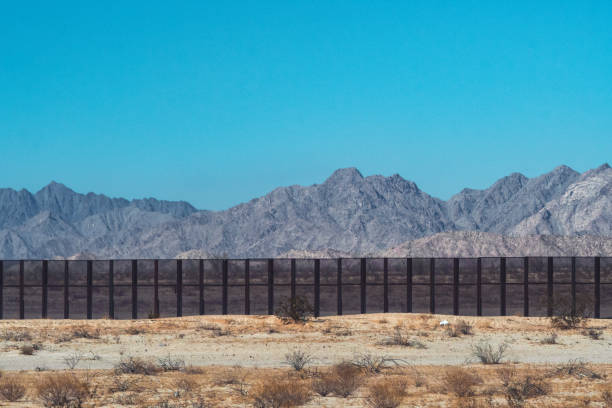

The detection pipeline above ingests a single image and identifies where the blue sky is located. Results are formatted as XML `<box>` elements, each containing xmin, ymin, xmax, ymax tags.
<box><xmin>1</xmin><ymin>1</ymin><xmax>611</xmax><ymax>210</ymax></box>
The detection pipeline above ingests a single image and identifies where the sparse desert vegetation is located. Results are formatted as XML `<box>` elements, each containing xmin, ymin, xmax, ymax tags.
<box><xmin>0</xmin><ymin>313</ymin><xmax>609</xmax><ymax>406</ymax></box>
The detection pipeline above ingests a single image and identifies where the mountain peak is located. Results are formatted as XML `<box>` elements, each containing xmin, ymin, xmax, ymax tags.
<box><xmin>37</xmin><ymin>181</ymin><xmax>74</xmax><ymax>195</ymax></box>
<box><xmin>324</xmin><ymin>167</ymin><xmax>364</xmax><ymax>184</ymax></box>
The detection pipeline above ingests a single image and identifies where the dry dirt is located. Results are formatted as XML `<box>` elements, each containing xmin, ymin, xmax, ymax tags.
<box><xmin>0</xmin><ymin>313</ymin><xmax>610</xmax><ymax>407</ymax></box>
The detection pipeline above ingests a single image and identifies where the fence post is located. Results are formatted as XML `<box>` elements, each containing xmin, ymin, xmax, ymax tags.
<box><xmin>360</xmin><ymin>258</ymin><xmax>366</xmax><ymax>314</ymax></box>
<box><xmin>314</xmin><ymin>259</ymin><xmax>320</xmax><ymax>317</ymax></box>
<box><xmin>291</xmin><ymin>259</ymin><xmax>296</xmax><ymax>300</ymax></box>
<box><xmin>267</xmin><ymin>259</ymin><xmax>274</xmax><ymax>315</ymax></box>
<box><xmin>407</xmin><ymin>258</ymin><xmax>412</xmax><ymax>313</ymax></box>
<box><xmin>453</xmin><ymin>258</ymin><xmax>459</xmax><ymax>315</ymax></box>
<box><xmin>429</xmin><ymin>258</ymin><xmax>435</xmax><ymax>314</ymax></box>
<box><xmin>132</xmin><ymin>260</ymin><xmax>138</xmax><ymax>319</ymax></box>
<box><xmin>198</xmin><ymin>260</ymin><xmax>204</xmax><ymax>316</ymax></box>
<box><xmin>0</xmin><ymin>260</ymin><xmax>3</xmax><ymax>319</ymax></box>
<box><xmin>547</xmin><ymin>257</ymin><xmax>553</xmax><ymax>317</ymax></box>
<box><xmin>594</xmin><ymin>257</ymin><xmax>601</xmax><ymax>319</ymax></box>
<box><xmin>571</xmin><ymin>257</ymin><xmax>576</xmax><ymax>316</ymax></box>
<box><xmin>523</xmin><ymin>257</ymin><xmax>529</xmax><ymax>317</ymax></box>
<box><xmin>500</xmin><ymin>257</ymin><xmax>506</xmax><ymax>316</ymax></box>
<box><xmin>154</xmin><ymin>260</ymin><xmax>160</xmax><ymax>317</ymax></box>
<box><xmin>476</xmin><ymin>258</ymin><xmax>482</xmax><ymax>316</ymax></box>
<box><xmin>383</xmin><ymin>258</ymin><xmax>389</xmax><ymax>313</ymax></box>
<box><xmin>337</xmin><ymin>258</ymin><xmax>342</xmax><ymax>315</ymax></box>
<box><xmin>64</xmin><ymin>261</ymin><xmax>70</xmax><ymax>319</ymax></box>
<box><xmin>176</xmin><ymin>260</ymin><xmax>182</xmax><ymax>317</ymax></box>
<box><xmin>244</xmin><ymin>259</ymin><xmax>250</xmax><ymax>315</ymax></box>
<box><xmin>19</xmin><ymin>260</ymin><xmax>24</xmax><ymax>319</ymax></box>
<box><xmin>108</xmin><ymin>260</ymin><xmax>114</xmax><ymax>319</ymax></box>
<box><xmin>222</xmin><ymin>259</ymin><xmax>228</xmax><ymax>315</ymax></box>
<box><xmin>42</xmin><ymin>260</ymin><xmax>48</xmax><ymax>319</ymax></box>
<box><xmin>86</xmin><ymin>260</ymin><xmax>93</xmax><ymax>319</ymax></box>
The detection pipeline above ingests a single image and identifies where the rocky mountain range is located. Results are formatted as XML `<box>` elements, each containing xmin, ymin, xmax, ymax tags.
<box><xmin>0</xmin><ymin>163</ymin><xmax>610</xmax><ymax>259</ymax></box>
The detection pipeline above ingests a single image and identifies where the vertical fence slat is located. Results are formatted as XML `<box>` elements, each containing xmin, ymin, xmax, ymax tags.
<box><xmin>291</xmin><ymin>259</ymin><xmax>296</xmax><ymax>300</ymax></box>
<box><xmin>132</xmin><ymin>260</ymin><xmax>138</xmax><ymax>319</ymax></box>
<box><xmin>108</xmin><ymin>260</ymin><xmax>114</xmax><ymax>319</ymax></box>
<box><xmin>429</xmin><ymin>258</ymin><xmax>435</xmax><ymax>314</ymax></box>
<box><xmin>547</xmin><ymin>257</ymin><xmax>553</xmax><ymax>317</ymax></box>
<box><xmin>594</xmin><ymin>257</ymin><xmax>601</xmax><ymax>319</ymax></box>
<box><xmin>86</xmin><ymin>260</ymin><xmax>93</xmax><ymax>319</ymax></box>
<box><xmin>314</xmin><ymin>259</ymin><xmax>320</xmax><ymax>317</ymax></box>
<box><xmin>222</xmin><ymin>259</ymin><xmax>228</xmax><ymax>315</ymax></box>
<box><xmin>176</xmin><ymin>260</ymin><xmax>182</xmax><ymax>318</ymax></box>
<box><xmin>383</xmin><ymin>258</ymin><xmax>389</xmax><ymax>313</ymax></box>
<box><xmin>360</xmin><ymin>258</ymin><xmax>366</xmax><ymax>314</ymax></box>
<box><xmin>571</xmin><ymin>257</ymin><xmax>576</xmax><ymax>316</ymax></box>
<box><xmin>244</xmin><ymin>259</ymin><xmax>250</xmax><ymax>315</ymax></box>
<box><xmin>42</xmin><ymin>260</ymin><xmax>48</xmax><ymax>319</ymax></box>
<box><xmin>198</xmin><ymin>260</ymin><xmax>204</xmax><ymax>316</ymax></box>
<box><xmin>337</xmin><ymin>258</ymin><xmax>342</xmax><ymax>315</ymax></box>
<box><xmin>154</xmin><ymin>260</ymin><xmax>160</xmax><ymax>318</ymax></box>
<box><xmin>64</xmin><ymin>261</ymin><xmax>70</xmax><ymax>319</ymax></box>
<box><xmin>267</xmin><ymin>259</ymin><xmax>274</xmax><ymax>315</ymax></box>
<box><xmin>407</xmin><ymin>258</ymin><xmax>413</xmax><ymax>313</ymax></box>
<box><xmin>523</xmin><ymin>257</ymin><xmax>529</xmax><ymax>317</ymax></box>
<box><xmin>453</xmin><ymin>258</ymin><xmax>459</xmax><ymax>315</ymax></box>
<box><xmin>19</xmin><ymin>260</ymin><xmax>24</xmax><ymax>319</ymax></box>
<box><xmin>500</xmin><ymin>257</ymin><xmax>507</xmax><ymax>316</ymax></box>
<box><xmin>476</xmin><ymin>258</ymin><xmax>482</xmax><ymax>316</ymax></box>
<box><xmin>0</xmin><ymin>260</ymin><xmax>3</xmax><ymax>319</ymax></box>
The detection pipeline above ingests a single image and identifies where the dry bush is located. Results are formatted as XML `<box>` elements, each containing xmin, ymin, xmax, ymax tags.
<box><xmin>0</xmin><ymin>376</ymin><xmax>26</xmax><ymax>402</ymax></box>
<box><xmin>502</xmin><ymin>375</ymin><xmax>549</xmax><ymax>407</ymax></box>
<box><xmin>63</xmin><ymin>352</ymin><xmax>83</xmax><ymax>370</ymax></box>
<box><xmin>114</xmin><ymin>356</ymin><xmax>159</xmax><ymax>375</ymax></box>
<box><xmin>540</xmin><ymin>332</ymin><xmax>558</xmax><ymax>344</ymax></box>
<box><xmin>352</xmin><ymin>353</ymin><xmax>404</xmax><ymax>374</ymax></box>
<box><xmin>550</xmin><ymin>295</ymin><xmax>591</xmax><ymax>330</ymax></box>
<box><xmin>284</xmin><ymin>349</ymin><xmax>313</xmax><ymax>371</ymax></box>
<box><xmin>158</xmin><ymin>355</ymin><xmax>186</xmax><ymax>371</ymax></box>
<box><xmin>326</xmin><ymin>362</ymin><xmax>363</xmax><ymax>397</ymax></box>
<box><xmin>380</xmin><ymin>326</ymin><xmax>426</xmax><ymax>348</ymax></box>
<box><xmin>173</xmin><ymin>375</ymin><xmax>199</xmax><ymax>397</ymax></box>
<box><xmin>442</xmin><ymin>366</ymin><xmax>482</xmax><ymax>397</ymax></box>
<box><xmin>251</xmin><ymin>376</ymin><xmax>312</xmax><ymax>408</ymax></box>
<box><xmin>583</xmin><ymin>328</ymin><xmax>603</xmax><ymax>340</ymax></box>
<box><xmin>112</xmin><ymin>392</ymin><xmax>144</xmax><ymax>405</ymax></box>
<box><xmin>551</xmin><ymin>360</ymin><xmax>603</xmax><ymax>380</ymax></box>
<box><xmin>71</xmin><ymin>326</ymin><xmax>100</xmax><ymax>339</ymax></box>
<box><xmin>365</xmin><ymin>378</ymin><xmax>408</xmax><ymax>408</ymax></box>
<box><xmin>36</xmin><ymin>373</ymin><xmax>90</xmax><ymax>407</ymax></box>
<box><xmin>275</xmin><ymin>296</ymin><xmax>313</xmax><ymax>324</ymax></box>
<box><xmin>456</xmin><ymin>320</ymin><xmax>473</xmax><ymax>335</ymax></box>
<box><xmin>0</xmin><ymin>330</ymin><xmax>32</xmax><ymax>342</ymax></box>
<box><xmin>471</xmin><ymin>340</ymin><xmax>508</xmax><ymax>364</ymax></box>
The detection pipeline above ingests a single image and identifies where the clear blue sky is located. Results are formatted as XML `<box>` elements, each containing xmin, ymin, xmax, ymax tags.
<box><xmin>1</xmin><ymin>2</ymin><xmax>611</xmax><ymax>210</ymax></box>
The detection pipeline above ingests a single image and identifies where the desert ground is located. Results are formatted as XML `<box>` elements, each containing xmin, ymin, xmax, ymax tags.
<box><xmin>0</xmin><ymin>313</ymin><xmax>610</xmax><ymax>407</ymax></box>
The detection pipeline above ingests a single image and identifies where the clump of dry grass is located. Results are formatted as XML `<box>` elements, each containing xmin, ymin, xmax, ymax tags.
<box><xmin>0</xmin><ymin>376</ymin><xmax>26</xmax><ymax>402</ymax></box>
<box><xmin>36</xmin><ymin>373</ymin><xmax>90</xmax><ymax>408</ymax></box>
<box><xmin>251</xmin><ymin>376</ymin><xmax>312</xmax><ymax>408</ymax></box>
<box><xmin>380</xmin><ymin>326</ymin><xmax>426</xmax><ymax>348</ymax></box>
<box><xmin>471</xmin><ymin>340</ymin><xmax>508</xmax><ymax>364</ymax></box>
<box><xmin>551</xmin><ymin>360</ymin><xmax>603</xmax><ymax>380</ymax></box>
<box><xmin>498</xmin><ymin>367</ymin><xmax>549</xmax><ymax>408</ymax></box>
<box><xmin>71</xmin><ymin>326</ymin><xmax>100</xmax><ymax>339</ymax></box>
<box><xmin>365</xmin><ymin>378</ymin><xmax>408</xmax><ymax>408</ymax></box>
<box><xmin>158</xmin><ymin>355</ymin><xmax>186</xmax><ymax>372</ymax></box>
<box><xmin>442</xmin><ymin>366</ymin><xmax>482</xmax><ymax>397</ymax></box>
<box><xmin>0</xmin><ymin>329</ymin><xmax>32</xmax><ymax>342</ymax></box>
<box><xmin>320</xmin><ymin>362</ymin><xmax>363</xmax><ymax>398</ymax></box>
<box><xmin>114</xmin><ymin>356</ymin><xmax>159</xmax><ymax>375</ymax></box>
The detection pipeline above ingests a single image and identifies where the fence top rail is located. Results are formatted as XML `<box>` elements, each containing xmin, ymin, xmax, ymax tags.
<box><xmin>0</xmin><ymin>256</ymin><xmax>609</xmax><ymax>262</ymax></box>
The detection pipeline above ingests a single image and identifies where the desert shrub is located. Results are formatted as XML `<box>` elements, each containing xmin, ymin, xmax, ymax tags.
<box><xmin>114</xmin><ymin>356</ymin><xmax>158</xmax><ymax>375</ymax></box>
<box><xmin>172</xmin><ymin>375</ymin><xmax>198</xmax><ymax>397</ymax></box>
<box><xmin>365</xmin><ymin>378</ymin><xmax>408</xmax><ymax>408</ymax></box>
<box><xmin>380</xmin><ymin>327</ymin><xmax>427</xmax><ymax>348</ymax></box>
<box><xmin>552</xmin><ymin>359</ymin><xmax>603</xmax><ymax>380</ymax></box>
<box><xmin>284</xmin><ymin>350</ymin><xmax>313</xmax><ymax>371</ymax></box>
<box><xmin>352</xmin><ymin>353</ymin><xmax>404</xmax><ymax>374</ymax></box>
<box><xmin>275</xmin><ymin>296</ymin><xmax>313</xmax><ymax>323</ymax></box>
<box><xmin>471</xmin><ymin>340</ymin><xmax>508</xmax><ymax>364</ymax></box>
<box><xmin>443</xmin><ymin>366</ymin><xmax>482</xmax><ymax>397</ymax></box>
<box><xmin>312</xmin><ymin>375</ymin><xmax>334</xmax><ymax>397</ymax></box>
<box><xmin>0</xmin><ymin>376</ymin><xmax>26</xmax><ymax>402</ymax></box>
<box><xmin>550</xmin><ymin>294</ymin><xmax>591</xmax><ymax>330</ymax></box>
<box><xmin>540</xmin><ymin>332</ymin><xmax>558</xmax><ymax>345</ymax></box>
<box><xmin>502</xmin><ymin>376</ymin><xmax>549</xmax><ymax>407</ymax></box>
<box><xmin>36</xmin><ymin>373</ymin><xmax>90</xmax><ymax>407</ymax></box>
<box><xmin>583</xmin><ymin>328</ymin><xmax>603</xmax><ymax>340</ymax></box>
<box><xmin>71</xmin><ymin>326</ymin><xmax>100</xmax><ymax>339</ymax></box>
<box><xmin>20</xmin><ymin>344</ymin><xmax>35</xmax><ymax>355</ymax></box>
<box><xmin>456</xmin><ymin>320</ymin><xmax>473</xmax><ymax>335</ymax></box>
<box><xmin>158</xmin><ymin>355</ymin><xmax>185</xmax><ymax>371</ymax></box>
<box><xmin>327</xmin><ymin>362</ymin><xmax>363</xmax><ymax>397</ymax></box>
<box><xmin>251</xmin><ymin>377</ymin><xmax>311</xmax><ymax>408</ymax></box>
<box><xmin>109</xmin><ymin>375</ymin><xmax>140</xmax><ymax>393</ymax></box>
<box><xmin>63</xmin><ymin>352</ymin><xmax>83</xmax><ymax>370</ymax></box>
<box><xmin>0</xmin><ymin>330</ymin><xmax>32</xmax><ymax>342</ymax></box>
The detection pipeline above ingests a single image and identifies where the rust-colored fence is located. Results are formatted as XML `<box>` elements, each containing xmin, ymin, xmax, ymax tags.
<box><xmin>0</xmin><ymin>257</ymin><xmax>610</xmax><ymax>319</ymax></box>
